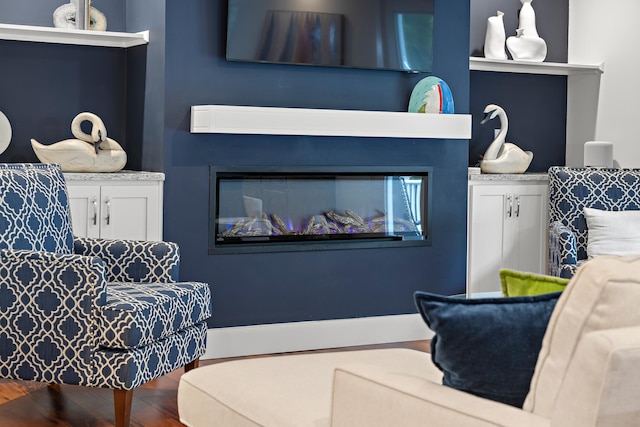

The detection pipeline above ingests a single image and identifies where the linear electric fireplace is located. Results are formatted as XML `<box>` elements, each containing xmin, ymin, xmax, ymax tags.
<box><xmin>209</xmin><ymin>166</ymin><xmax>432</xmax><ymax>254</ymax></box>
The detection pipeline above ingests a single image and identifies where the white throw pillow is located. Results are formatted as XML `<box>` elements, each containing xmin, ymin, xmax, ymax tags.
<box><xmin>584</xmin><ymin>208</ymin><xmax>640</xmax><ymax>258</ymax></box>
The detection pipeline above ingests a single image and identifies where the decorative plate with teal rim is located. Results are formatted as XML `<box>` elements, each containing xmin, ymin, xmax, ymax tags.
<box><xmin>408</xmin><ymin>76</ymin><xmax>454</xmax><ymax>114</ymax></box>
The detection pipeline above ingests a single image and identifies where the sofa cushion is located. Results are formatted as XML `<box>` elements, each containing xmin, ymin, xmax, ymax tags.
<box><xmin>524</xmin><ymin>255</ymin><xmax>640</xmax><ymax>418</ymax></box>
<box><xmin>500</xmin><ymin>269</ymin><xmax>569</xmax><ymax>297</ymax></box>
<box><xmin>99</xmin><ymin>281</ymin><xmax>211</xmax><ymax>349</ymax></box>
<box><xmin>331</xmin><ymin>360</ymin><xmax>551</xmax><ymax>427</ymax></box>
<box><xmin>178</xmin><ymin>348</ymin><xmax>438</xmax><ymax>427</ymax></box>
<box><xmin>584</xmin><ymin>207</ymin><xmax>640</xmax><ymax>258</ymax></box>
<box><xmin>414</xmin><ymin>291</ymin><xmax>560</xmax><ymax>407</ymax></box>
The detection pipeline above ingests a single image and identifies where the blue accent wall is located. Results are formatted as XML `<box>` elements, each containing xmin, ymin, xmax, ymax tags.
<box><xmin>125</xmin><ymin>0</ymin><xmax>166</xmax><ymax>172</ymax></box>
<box><xmin>162</xmin><ymin>0</ymin><xmax>470</xmax><ymax>327</ymax></box>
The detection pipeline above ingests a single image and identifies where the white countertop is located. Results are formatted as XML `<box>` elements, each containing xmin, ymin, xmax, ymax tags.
<box><xmin>63</xmin><ymin>170</ymin><xmax>165</xmax><ymax>181</ymax></box>
<box><xmin>468</xmin><ymin>167</ymin><xmax>548</xmax><ymax>182</ymax></box>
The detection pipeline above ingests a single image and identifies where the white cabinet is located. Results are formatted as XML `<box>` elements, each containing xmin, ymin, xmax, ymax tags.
<box><xmin>467</xmin><ymin>175</ymin><xmax>549</xmax><ymax>294</ymax></box>
<box><xmin>64</xmin><ymin>172</ymin><xmax>165</xmax><ymax>241</ymax></box>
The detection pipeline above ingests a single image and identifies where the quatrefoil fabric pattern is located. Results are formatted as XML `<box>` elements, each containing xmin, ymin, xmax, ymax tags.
<box><xmin>74</xmin><ymin>237</ymin><xmax>180</xmax><ymax>283</ymax></box>
<box><xmin>548</xmin><ymin>222</ymin><xmax>579</xmax><ymax>278</ymax></box>
<box><xmin>0</xmin><ymin>163</ymin><xmax>74</xmax><ymax>253</ymax></box>
<box><xmin>548</xmin><ymin>167</ymin><xmax>640</xmax><ymax>277</ymax></box>
<box><xmin>0</xmin><ymin>249</ymin><xmax>106</xmax><ymax>385</ymax></box>
<box><xmin>101</xmin><ymin>281</ymin><xmax>211</xmax><ymax>349</ymax></box>
<box><xmin>96</xmin><ymin>322</ymin><xmax>207</xmax><ymax>389</ymax></box>
<box><xmin>0</xmin><ymin>163</ymin><xmax>211</xmax><ymax>390</ymax></box>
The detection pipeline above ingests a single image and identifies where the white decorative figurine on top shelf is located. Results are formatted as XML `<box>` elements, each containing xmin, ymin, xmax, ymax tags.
<box><xmin>506</xmin><ymin>0</ymin><xmax>547</xmax><ymax>62</ymax></box>
<box><xmin>517</xmin><ymin>0</ymin><xmax>539</xmax><ymax>37</ymax></box>
<box><xmin>484</xmin><ymin>11</ymin><xmax>508</xmax><ymax>60</ymax></box>
<box><xmin>53</xmin><ymin>0</ymin><xmax>107</xmax><ymax>31</ymax></box>
<box><xmin>31</xmin><ymin>112</ymin><xmax>127</xmax><ymax>172</ymax></box>
<box><xmin>480</xmin><ymin>104</ymin><xmax>533</xmax><ymax>174</ymax></box>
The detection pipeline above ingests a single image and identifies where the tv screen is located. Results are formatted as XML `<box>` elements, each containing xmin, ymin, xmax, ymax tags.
<box><xmin>226</xmin><ymin>0</ymin><xmax>435</xmax><ymax>72</ymax></box>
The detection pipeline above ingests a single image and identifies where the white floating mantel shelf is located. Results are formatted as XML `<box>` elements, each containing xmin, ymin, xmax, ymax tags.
<box><xmin>0</xmin><ymin>23</ymin><xmax>149</xmax><ymax>48</ymax></box>
<box><xmin>190</xmin><ymin>105</ymin><xmax>471</xmax><ymax>139</ymax></box>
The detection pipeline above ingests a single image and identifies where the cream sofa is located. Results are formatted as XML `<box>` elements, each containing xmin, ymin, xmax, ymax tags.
<box><xmin>178</xmin><ymin>256</ymin><xmax>640</xmax><ymax>426</ymax></box>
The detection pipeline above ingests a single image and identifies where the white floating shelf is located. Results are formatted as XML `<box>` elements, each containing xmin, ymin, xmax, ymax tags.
<box><xmin>190</xmin><ymin>105</ymin><xmax>471</xmax><ymax>139</ymax></box>
<box><xmin>469</xmin><ymin>57</ymin><xmax>604</xmax><ymax>76</ymax></box>
<box><xmin>0</xmin><ymin>23</ymin><xmax>149</xmax><ymax>48</ymax></box>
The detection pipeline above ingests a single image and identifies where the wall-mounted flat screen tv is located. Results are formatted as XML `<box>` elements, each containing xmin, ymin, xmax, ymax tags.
<box><xmin>226</xmin><ymin>0</ymin><xmax>435</xmax><ymax>72</ymax></box>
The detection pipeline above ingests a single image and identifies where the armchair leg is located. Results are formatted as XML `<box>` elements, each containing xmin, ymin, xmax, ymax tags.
<box><xmin>46</xmin><ymin>384</ymin><xmax>65</xmax><ymax>414</ymax></box>
<box><xmin>185</xmin><ymin>358</ymin><xmax>200</xmax><ymax>373</ymax></box>
<box><xmin>114</xmin><ymin>389</ymin><xmax>133</xmax><ymax>427</ymax></box>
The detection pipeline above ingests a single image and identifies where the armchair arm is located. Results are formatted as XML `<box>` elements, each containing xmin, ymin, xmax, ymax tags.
<box><xmin>551</xmin><ymin>326</ymin><xmax>640</xmax><ymax>426</ymax></box>
<box><xmin>0</xmin><ymin>249</ymin><xmax>106</xmax><ymax>386</ymax></box>
<box><xmin>74</xmin><ymin>236</ymin><xmax>180</xmax><ymax>283</ymax></box>
<box><xmin>548</xmin><ymin>222</ymin><xmax>578</xmax><ymax>278</ymax></box>
<box><xmin>330</xmin><ymin>363</ymin><xmax>550</xmax><ymax>427</ymax></box>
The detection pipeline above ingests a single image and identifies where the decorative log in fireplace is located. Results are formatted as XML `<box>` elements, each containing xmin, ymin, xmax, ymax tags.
<box><xmin>221</xmin><ymin>209</ymin><xmax>419</xmax><ymax>238</ymax></box>
<box><xmin>210</xmin><ymin>166</ymin><xmax>431</xmax><ymax>253</ymax></box>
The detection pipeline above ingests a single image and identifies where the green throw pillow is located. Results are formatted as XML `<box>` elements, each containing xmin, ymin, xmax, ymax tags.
<box><xmin>500</xmin><ymin>269</ymin><xmax>569</xmax><ymax>297</ymax></box>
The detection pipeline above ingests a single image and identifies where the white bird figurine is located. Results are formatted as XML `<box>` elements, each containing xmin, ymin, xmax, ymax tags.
<box><xmin>479</xmin><ymin>104</ymin><xmax>533</xmax><ymax>174</ymax></box>
<box><xmin>31</xmin><ymin>112</ymin><xmax>127</xmax><ymax>172</ymax></box>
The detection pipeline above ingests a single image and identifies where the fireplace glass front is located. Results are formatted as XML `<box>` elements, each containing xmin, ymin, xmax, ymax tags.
<box><xmin>210</xmin><ymin>166</ymin><xmax>431</xmax><ymax>253</ymax></box>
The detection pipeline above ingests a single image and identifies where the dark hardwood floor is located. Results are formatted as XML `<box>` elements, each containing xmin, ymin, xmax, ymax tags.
<box><xmin>0</xmin><ymin>340</ymin><xmax>430</xmax><ymax>426</ymax></box>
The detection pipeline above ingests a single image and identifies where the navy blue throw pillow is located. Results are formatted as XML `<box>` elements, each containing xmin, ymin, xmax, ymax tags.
<box><xmin>414</xmin><ymin>291</ymin><xmax>561</xmax><ymax>407</ymax></box>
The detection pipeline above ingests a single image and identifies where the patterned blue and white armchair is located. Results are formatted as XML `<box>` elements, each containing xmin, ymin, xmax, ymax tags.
<box><xmin>0</xmin><ymin>164</ymin><xmax>211</xmax><ymax>427</ymax></box>
<box><xmin>548</xmin><ymin>166</ymin><xmax>640</xmax><ymax>278</ymax></box>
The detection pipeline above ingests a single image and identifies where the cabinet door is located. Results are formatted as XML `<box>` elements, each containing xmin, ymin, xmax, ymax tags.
<box><xmin>503</xmin><ymin>184</ymin><xmax>548</xmax><ymax>275</ymax></box>
<box><xmin>468</xmin><ymin>182</ymin><xmax>548</xmax><ymax>295</ymax></box>
<box><xmin>66</xmin><ymin>184</ymin><xmax>101</xmax><ymax>238</ymax></box>
<box><xmin>468</xmin><ymin>184</ymin><xmax>511</xmax><ymax>294</ymax></box>
<box><xmin>99</xmin><ymin>184</ymin><xmax>162</xmax><ymax>241</ymax></box>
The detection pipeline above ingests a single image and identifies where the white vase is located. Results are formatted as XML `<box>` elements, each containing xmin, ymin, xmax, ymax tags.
<box><xmin>507</xmin><ymin>28</ymin><xmax>547</xmax><ymax>62</ymax></box>
<box><xmin>484</xmin><ymin>11</ymin><xmax>508</xmax><ymax>60</ymax></box>
<box><xmin>518</xmin><ymin>0</ymin><xmax>539</xmax><ymax>37</ymax></box>
<box><xmin>506</xmin><ymin>0</ymin><xmax>547</xmax><ymax>62</ymax></box>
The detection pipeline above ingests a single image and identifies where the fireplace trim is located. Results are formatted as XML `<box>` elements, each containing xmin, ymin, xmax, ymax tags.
<box><xmin>209</xmin><ymin>165</ymin><xmax>433</xmax><ymax>255</ymax></box>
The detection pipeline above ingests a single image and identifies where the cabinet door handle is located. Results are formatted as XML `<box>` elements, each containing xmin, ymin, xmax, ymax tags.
<box><xmin>506</xmin><ymin>194</ymin><xmax>513</xmax><ymax>218</ymax></box>
<box><xmin>91</xmin><ymin>197</ymin><xmax>98</xmax><ymax>225</ymax></box>
<box><xmin>105</xmin><ymin>197</ymin><xmax>111</xmax><ymax>225</ymax></box>
<box><xmin>515</xmin><ymin>194</ymin><xmax>521</xmax><ymax>218</ymax></box>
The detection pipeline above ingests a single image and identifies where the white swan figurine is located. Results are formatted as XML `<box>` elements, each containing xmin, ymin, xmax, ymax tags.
<box><xmin>480</xmin><ymin>104</ymin><xmax>533</xmax><ymax>174</ymax></box>
<box><xmin>31</xmin><ymin>112</ymin><xmax>127</xmax><ymax>172</ymax></box>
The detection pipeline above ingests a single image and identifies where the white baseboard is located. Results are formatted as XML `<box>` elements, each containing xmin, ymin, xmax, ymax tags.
<box><xmin>202</xmin><ymin>313</ymin><xmax>433</xmax><ymax>359</ymax></box>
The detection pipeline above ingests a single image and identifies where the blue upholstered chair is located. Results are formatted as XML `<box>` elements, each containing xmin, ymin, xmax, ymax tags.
<box><xmin>548</xmin><ymin>166</ymin><xmax>640</xmax><ymax>278</ymax></box>
<box><xmin>0</xmin><ymin>163</ymin><xmax>211</xmax><ymax>427</ymax></box>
